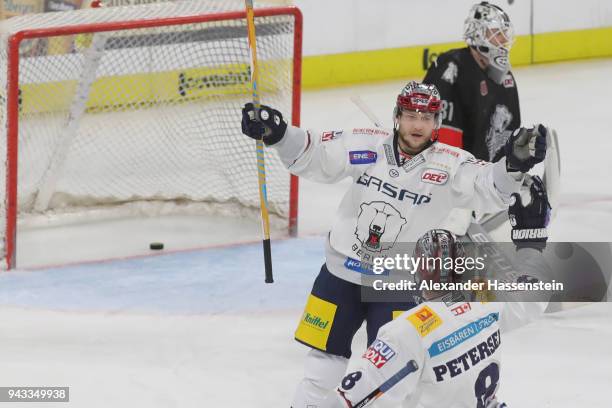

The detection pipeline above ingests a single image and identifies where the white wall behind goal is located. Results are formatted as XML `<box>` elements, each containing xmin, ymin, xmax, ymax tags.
<box><xmin>292</xmin><ymin>0</ymin><xmax>612</xmax><ymax>57</ymax></box>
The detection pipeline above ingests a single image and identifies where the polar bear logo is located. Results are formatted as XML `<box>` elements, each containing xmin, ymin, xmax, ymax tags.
<box><xmin>355</xmin><ymin>201</ymin><xmax>407</xmax><ymax>252</ymax></box>
<box><xmin>486</xmin><ymin>104</ymin><xmax>513</xmax><ymax>159</ymax></box>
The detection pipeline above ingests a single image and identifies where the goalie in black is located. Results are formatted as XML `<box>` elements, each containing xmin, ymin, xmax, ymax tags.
<box><xmin>423</xmin><ymin>1</ymin><xmax>520</xmax><ymax>162</ymax></box>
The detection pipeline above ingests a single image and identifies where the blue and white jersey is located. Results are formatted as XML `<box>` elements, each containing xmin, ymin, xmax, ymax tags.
<box><xmin>273</xmin><ymin>126</ymin><xmax>524</xmax><ymax>284</ymax></box>
<box><xmin>332</xmin><ymin>299</ymin><xmax>543</xmax><ymax>408</ymax></box>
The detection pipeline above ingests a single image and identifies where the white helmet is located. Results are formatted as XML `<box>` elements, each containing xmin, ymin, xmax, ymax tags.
<box><xmin>464</xmin><ymin>2</ymin><xmax>514</xmax><ymax>84</ymax></box>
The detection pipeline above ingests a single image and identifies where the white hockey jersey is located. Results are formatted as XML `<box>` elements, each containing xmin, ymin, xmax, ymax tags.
<box><xmin>273</xmin><ymin>127</ymin><xmax>524</xmax><ymax>284</ymax></box>
<box><xmin>331</xmin><ymin>299</ymin><xmax>544</xmax><ymax>408</ymax></box>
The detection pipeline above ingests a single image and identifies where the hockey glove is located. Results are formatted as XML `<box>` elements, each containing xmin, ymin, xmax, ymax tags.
<box><xmin>241</xmin><ymin>103</ymin><xmax>287</xmax><ymax>146</ymax></box>
<box><xmin>505</xmin><ymin>124</ymin><xmax>547</xmax><ymax>173</ymax></box>
<box><xmin>508</xmin><ymin>175</ymin><xmax>551</xmax><ymax>251</ymax></box>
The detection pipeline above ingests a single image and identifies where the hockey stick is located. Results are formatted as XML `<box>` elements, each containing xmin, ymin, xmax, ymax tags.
<box><xmin>350</xmin><ymin>96</ymin><xmax>384</xmax><ymax>128</ymax></box>
<box><xmin>245</xmin><ymin>0</ymin><xmax>273</xmax><ymax>283</ymax></box>
<box><xmin>543</xmin><ymin>128</ymin><xmax>560</xmax><ymax>220</ymax></box>
<box><xmin>350</xmin><ymin>360</ymin><xmax>419</xmax><ymax>408</ymax></box>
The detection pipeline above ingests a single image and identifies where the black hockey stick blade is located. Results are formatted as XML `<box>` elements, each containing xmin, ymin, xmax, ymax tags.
<box><xmin>263</xmin><ymin>238</ymin><xmax>274</xmax><ymax>283</ymax></box>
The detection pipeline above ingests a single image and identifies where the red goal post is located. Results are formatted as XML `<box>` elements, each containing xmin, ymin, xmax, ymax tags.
<box><xmin>1</xmin><ymin>1</ymin><xmax>302</xmax><ymax>269</ymax></box>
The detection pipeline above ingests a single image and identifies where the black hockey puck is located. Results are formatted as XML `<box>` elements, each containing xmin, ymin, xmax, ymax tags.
<box><xmin>149</xmin><ymin>242</ymin><xmax>164</xmax><ymax>250</ymax></box>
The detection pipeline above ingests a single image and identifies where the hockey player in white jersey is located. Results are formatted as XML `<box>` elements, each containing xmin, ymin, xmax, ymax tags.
<box><xmin>240</xmin><ymin>81</ymin><xmax>547</xmax><ymax>408</ymax></box>
<box><xmin>318</xmin><ymin>175</ymin><xmax>553</xmax><ymax>408</ymax></box>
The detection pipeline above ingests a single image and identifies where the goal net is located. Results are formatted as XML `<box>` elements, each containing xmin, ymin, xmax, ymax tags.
<box><xmin>0</xmin><ymin>0</ymin><xmax>302</xmax><ymax>269</ymax></box>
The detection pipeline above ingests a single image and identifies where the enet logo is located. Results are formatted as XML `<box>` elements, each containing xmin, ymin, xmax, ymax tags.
<box><xmin>303</xmin><ymin>313</ymin><xmax>329</xmax><ymax>330</ymax></box>
<box><xmin>349</xmin><ymin>150</ymin><xmax>377</xmax><ymax>165</ymax></box>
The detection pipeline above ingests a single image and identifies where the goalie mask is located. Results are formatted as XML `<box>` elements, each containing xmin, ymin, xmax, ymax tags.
<box><xmin>413</xmin><ymin>229</ymin><xmax>466</xmax><ymax>288</ymax></box>
<box><xmin>393</xmin><ymin>81</ymin><xmax>442</xmax><ymax>137</ymax></box>
<box><xmin>464</xmin><ymin>2</ymin><xmax>514</xmax><ymax>84</ymax></box>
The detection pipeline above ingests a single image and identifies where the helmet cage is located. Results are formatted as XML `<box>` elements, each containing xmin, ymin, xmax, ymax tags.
<box><xmin>393</xmin><ymin>82</ymin><xmax>443</xmax><ymax>131</ymax></box>
<box><xmin>413</xmin><ymin>229</ymin><xmax>466</xmax><ymax>287</ymax></box>
<box><xmin>464</xmin><ymin>2</ymin><xmax>514</xmax><ymax>82</ymax></box>
<box><xmin>396</xmin><ymin>93</ymin><xmax>442</xmax><ymax>115</ymax></box>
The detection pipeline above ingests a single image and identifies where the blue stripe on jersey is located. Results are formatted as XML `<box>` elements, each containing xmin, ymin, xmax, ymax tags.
<box><xmin>428</xmin><ymin>312</ymin><xmax>499</xmax><ymax>357</ymax></box>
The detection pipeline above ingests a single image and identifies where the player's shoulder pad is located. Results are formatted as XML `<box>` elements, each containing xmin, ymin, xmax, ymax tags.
<box><xmin>429</xmin><ymin>143</ymin><xmax>493</xmax><ymax>168</ymax></box>
<box><xmin>461</xmin><ymin>155</ymin><xmax>492</xmax><ymax>168</ymax></box>
<box><xmin>351</xmin><ymin>127</ymin><xmax>392</xmax><ymax>138</ymax></box>
<box><xmin>435</xmin><ymin>48</ymin><xmax>464</xmax><ymax>64</ymax></box>
<box><xmin>437</xmin><ymin>48</ymin><xmax>468</xmax><ymax>67</ymax></box>
<box><xmin>342</xmin><ymin>128</ymin><xmax>392</xmax><ymax>165</ymax></box>
<box><xmin>345</xmin><ymin>127</ymin><xmax>392</xmax><ymax>148</ymax></box>
<box><xmin>425</xmin><ymin>142</ymin><xmax>467</xmax><ymax>163</ymax></box>
<box><xmin>429</xmin><ymin>48</ymin><xmax>466</xmax><ymax>84</ymax></box>
<box><xmin>317</xmin><ymin>129</ymin><xmax>345</xmax><ymax>144</ymax></box>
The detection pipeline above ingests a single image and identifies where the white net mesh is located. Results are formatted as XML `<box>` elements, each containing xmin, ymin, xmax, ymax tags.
<box><xmin>0</xmin><ymin>0</ymin><xmax>300</xmax><ymax>265</ymax></box>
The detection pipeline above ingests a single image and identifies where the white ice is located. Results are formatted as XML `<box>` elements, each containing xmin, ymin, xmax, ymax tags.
<box><xmin>1</xmin><ymin>59</ymin><xmax>612</xmax><ymax>407</ymax></box>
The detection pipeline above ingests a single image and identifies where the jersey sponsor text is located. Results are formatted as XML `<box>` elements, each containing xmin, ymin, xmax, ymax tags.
<box><xmin>432</xmin><ymin>329</ymin><xmax>501</xmax><ymax>382</ymax></box>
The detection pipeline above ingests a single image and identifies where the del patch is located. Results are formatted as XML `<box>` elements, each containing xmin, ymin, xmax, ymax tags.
<box><xmin>407</xmin><ymin>305</ymin><xmax>442</xmax><ymax>337</ymax></box>
<box><xmin>349</xmin><ymin>150</ymin><xmax>377</xmax><ymax>165</ymax></box>
<box><xmin>421</xmin><ymin>168</ymin><xmax>449</xmax><ymax>185</ymax></box>
<box><xmin>362</xmin><ymin>339</ymin><xmax>396</xmax><ymax>368</ymax></box>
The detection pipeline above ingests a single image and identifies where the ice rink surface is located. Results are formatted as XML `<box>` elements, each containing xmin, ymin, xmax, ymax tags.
<box><xmin>1</xmin><ymin>59</ymin><xmax>612</xmax><ymax>407</ymax></box>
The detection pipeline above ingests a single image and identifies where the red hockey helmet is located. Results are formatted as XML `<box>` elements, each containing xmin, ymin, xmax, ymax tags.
<box><xmin>394</xmin><ymin>81</ymin><xmax>443</xmax><ymax>130</ymax></box>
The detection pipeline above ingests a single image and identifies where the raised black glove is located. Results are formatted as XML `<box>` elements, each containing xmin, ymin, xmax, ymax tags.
<box><xmin>508</xmin><ymin>175</ymin><xmax>551</xmax><ymax>250</ymax></box>
<box><xmin>505</xmin><ymin>124</ymin><xmax>547</xmax><ymax>173</ymax></box>
<box><xmin>241</xmin><ymin>103</ymin><xmax>287</xmax><ymax>146</ymax></box>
